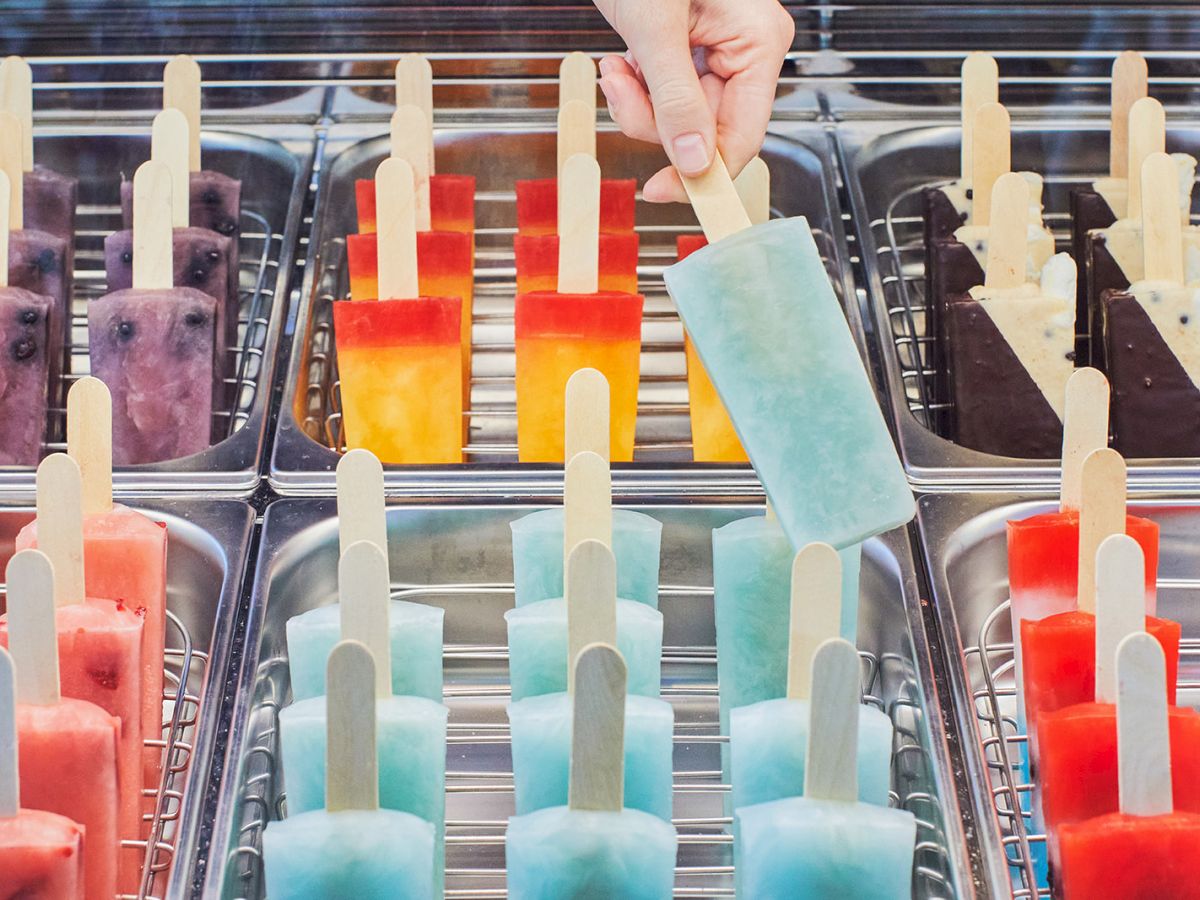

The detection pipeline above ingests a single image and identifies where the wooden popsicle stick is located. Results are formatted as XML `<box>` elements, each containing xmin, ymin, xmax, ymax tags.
<box><xmin>67</xmin><ymin>377</ymin><xmax>115</xmax><ymax>516</ymax></box>
<box><xmin>1141</xmin><ymin>152</ymin><xmax>1185</xmax><ymax>284</ymax></box>
<box><xmin>786</xmin><ymin>542</ymin><xmax>843</xmax><ymax>702</ymax></box>
<box><xmin>336</xmin><ymin>448</ymin><xmax>388</xmax><ymax>561</ymax></box>
<box><xmin>734</xmin><ymin>156</ymin><xmax>771</xmax><ymax>226</ymax></box>
<box><xmin>339</xmin><ymin>540</ymin><xmax>393</xmax><ymax>698</ymax></box>
<box><xmin>764</xmin><ymin>501</ymin><xmax>777</xmax><ymax>522</ymax></box>
<box><xmin>563</xmin><ymin>450</ymin><xmax>612</xmax><ymax>568</ymax></box>
<box><xmin>970</xmin><ymin>102</ymin><xmax>1011</xmax><ymax>227</ymax></box>
<box><xmin>564</xmin><ymin>368</ymin><xmax>610</xmax><ymax>462</ymax></box>
<box><xmin>1116</xmin><ymin>631</ymin><xmax>1173</xmax><ymax>817</ymax></box>
<box><xmin>1094</xmin><ymin>533</ymin><xmax>1146</xmax><ymax>705</ymax></box>
<box><xmin>35</xmin><ymin>454</ymin><xmax>86</xmax><ymax>609</ymax></box>
<box><xmin>568</xmin><ymin>642</ymin><xmax>626</xmax><ymax>812</ymax></box>
<box><xmin>0</xmin><ymin>56</ymin><xmax>33</xmax><ymax>171</ymax></box>
<box><xmin>557</xmin><ymin>153</ymin><xmax>601</xmax><ymax>294</ymax></box>
<box><xmin>390</xmin><ymin>106</ymin><xmax>432</xmax><ymax>232</ymax></box>
<box><xmin>151</xmin><ymin>108</ymin><xmax>190</xmax><ymax>229</ymax></box>
<box><xmin>0</xmin><ymin>112</ymin><xmax>23</xmax><ymax>230</ymax></box>
<box><xmin>803</xmin><ymin>637</ymin><xmax>861</xmax><ymax>803</ymax></box>
<box><xmin>679</xmin><ymin>150</ymin><xmax>754</xmax><ymax>243</ymax></box>
<box><xmin>566</xmin><ymin>539</ymin><xmax>618</xmax><ymax>695</ymax></box>
<box><xmin>1110</xmin><ymin>52</ymin><xmax>1148</xmax><ymax>179</ymax></box>
<box><xmin>1126</xmin><ymin>97</ymin><xmax>1165</xmax><ymax>221</ymax></box>
<box><xmin>0</xmin><ymin>170</ymin><xmax>8</xmax><ymax>288</ymax></box>
<box><xmin>6</xmin><ymin>549</ymin><xmax>61</xmax><ymax>707</ymax></box>
<box><xmin>324</xmin><ymin>640</ymin><xmax>380</xmax><ymax>812</ymax></box>
<box><xmin>983</xmin><ymin>172</ymin><xmax>1031</xmax><ymax>290</ymax></box>
<box><xmin>557</xmin><ymin>100</ymin><xmax>597</xmax><ymax>181</ymax></box>
<box><xmin>374</xmin><ymin>157</ymin><xmax>420</xmax><ymax>300</ymax></box>
<box><xmin>1077</xmin><ymin>448</ymin><xmax>1127</xmax><ymax>615</ymax></box>
<box><xmin>1060</xmin><ymin>368</ymin><xmax>1111</xmax><ymax>513</ymax></box>
<box><xmin>163</xmin><ymin>55</ymin><xmax>202</xmax><ymax>173</ymax></box>
<box><xmin>961</xmin><ymin>53</ymin><xmax>999</xmax><ymax>185</ymax></box>
<box><xmin>560</xmin><ymin>52</ymin><xmax>596</xmax><ymax>114</ymax></box>
<box><xmin>0</xmin><ymin>647</ymin><xmax>16</xmax><ymax>817</ymax></box>
<box><xmin>131</xmin><ymin>159</ymin><xmax>175</xmax><ymax>292</ymax></box>
<box><xmin>395</xmin><ymin>54</ymin><xmax>434</xmax><ymax>174</ymax></box>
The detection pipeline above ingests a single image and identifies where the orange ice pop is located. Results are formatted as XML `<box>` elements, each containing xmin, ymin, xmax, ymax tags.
<box><xmin>336</xmin><ymin>158</ymin><xmax>463</xmax><ymax>463</ymax></box>
<box><xmin>515</xmin><ymin>154</ymin><xmax>642</xmax><ymax>462</ymax></box>
<box><xmin>5</xmin><ymin>550</ymin><xmax>123</xmax><ymax>900</ymax></box>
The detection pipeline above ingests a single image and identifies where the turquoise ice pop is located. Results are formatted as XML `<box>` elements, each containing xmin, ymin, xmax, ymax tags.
<box><xmin>512</xmin><ymin>439</ymin><xmax>662</xmax><ymax>608</ymax></box>
<box><xmin>506</xmin><ymin>644</ymin><xmax>677</xmax><ymax>900</ymax></box>
<box><xmin>734</xmin><ymin>639</ymin><xmax>915</xmax><ymax>899</ymax></box>
<box><xmin>729</xmin><ymin>542</ymin><xmax>892</xmax><ymax>810</ymax></box>
<box><xmin>264</xmin><ymin>641</ymin><xmax>436</xmax><ymax>900</ymax></box>
<box><xmin>288</xmin><ymin>451</ymin><xmax>444</xmax><ymax>702</ymax></box>
<box><xmin>506</xmin><ymin>539</ymin><xmax>663</xmax><ymax>701</ymax></box>
<box><xmin>508</xmin><ymin>537</ymin><xmax>673</xmax><ymax>820</ymax></box>
<box><xmin>663</xmin><ymin>156</ymin><xmax>914</xmax><ymax>551</ymax></box>
<box><xmin>279</xmin><ymin>544</ymin><xmax>448</xmax><ymax>896</ymax></box>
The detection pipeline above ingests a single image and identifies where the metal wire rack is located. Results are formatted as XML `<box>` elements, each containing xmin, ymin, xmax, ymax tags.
<box><xmin>49</xmin><ymin>202</ymin><xmax>281</xmax><ymax>452</ymax></box>
<box><xmin>963</xmin><ymin>597</ymin><xmax>1200</xmax><ymax>899</ymax></box>
<box><xmin>298</xmin><ymin>218</ymin><xmax>842</xmax><ymax>464</ymax></box>
<box><xmin>225</xmin><ymin>582</ymin><xmax>955</xmax><ymax>900</ymax></box>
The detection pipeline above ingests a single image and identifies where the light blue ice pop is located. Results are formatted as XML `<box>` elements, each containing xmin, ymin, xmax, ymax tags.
<box><xmin>663</xmin><ymin>171</ymin><xmax>914</xmax><ymax>551</ymax></box>
<box><xmin>734</xmin><ymin>639</ymin><xmax>915</xmax><ymax>899</ymax></box>
<box><xmin>263</xmin><ymin>641</ymin><xmax>436</xmax><ymax>900</ymax></box>
<box><xmin>279</xmin><ymin>546</ymin><xmax>449</xmax><ymax>896</ymax></box>
<box><xmin>287</xmin><ymin>450</ymin><xmax>445</xmax><ymax>702</ymax></box>
<box><xmin>507</xmin><ymin>538</ymin><xmax>663</xmax><ymax>701</ymax></box>
<box><xmin>505</xmin><ymin>644</ymin><xmax>677</xmax><ymax>900</ymax></box>
<box><xmin>729</xmin><ymin>542</ymin><xmax>892</xmax><ymax>810</ymax></box>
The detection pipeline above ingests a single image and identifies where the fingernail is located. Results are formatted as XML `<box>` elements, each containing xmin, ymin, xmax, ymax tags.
<box><xmin>598</xmin><ymin>57</ymin><xmax>614</xmax><ymax>77</ymax></box>
<box><xmin>672</xmin><ymin>133</ymin><xmax>711</xmax><ymax>176</ymax></box>
<box><xmin>598</xmin><ymin>75</ymin><xmax>619</xmax><ymax>115</ymax></box>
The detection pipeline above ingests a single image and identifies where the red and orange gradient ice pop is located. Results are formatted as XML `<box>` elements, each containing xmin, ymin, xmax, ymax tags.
<box><xmin>515</xmin><ymin>153</ymin><xmax>642</xmax><ymax>462</ymax></box>
<box><xmin>337</xmin><ymin>158</ymin><xmax>464</xmax><ymax>464</ymax></box>
<box><xmin>515</xmin><ymin>52</ymin><xmax>636</xmax><ymax>236</ymax></box>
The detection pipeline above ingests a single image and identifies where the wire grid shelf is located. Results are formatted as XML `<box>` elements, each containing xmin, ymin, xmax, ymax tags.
<box><xmin>298</xmin><ymin>214</ymin><xmax>843</xmax><ymax>464</ymax></box>
<box><xmin>963</xmin><ymin>597</ymin><xmax>1200</xmax><ymax>899</ymax></box>
<box><xmin>45</xmin><ymin>201</ymin><xmax>281</xmax><ymax>453</ymax></box>
<box><xmin>225</xmin><ymin>582</ymin><xmax>956</xmax><ymax>900</ymax></box>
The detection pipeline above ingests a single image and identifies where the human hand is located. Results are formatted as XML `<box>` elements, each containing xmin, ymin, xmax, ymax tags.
<box><xmin>593</xmin><ymin>0</ymin><xmax>794</xmax><ymax>202</ymax></box>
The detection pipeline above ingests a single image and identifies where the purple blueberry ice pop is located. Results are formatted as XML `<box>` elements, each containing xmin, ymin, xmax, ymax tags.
<box><xmin>0</xmin><ymin>285</ymin><xmax>51</xmax><ymax>465</ymax></box>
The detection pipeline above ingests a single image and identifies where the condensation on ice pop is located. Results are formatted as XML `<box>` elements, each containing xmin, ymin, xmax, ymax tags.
<box><xmin>6</xmin><ymin>549</ymin><xmax>122</xmax><ymax>900</ymax></box>
<box><xmin>666</xmin><ymin>152</ymin><xmax>914</xmax><ymax>549</ymax></box>
<box><xmin>264</xmin><ymin>641</ymin><xmax>436</xmax><ymax>900</ymax></box>
<box><xmin>0</xmin><ymin>646</ymin><xmax>86</xmax><ymax>900</ymax></box>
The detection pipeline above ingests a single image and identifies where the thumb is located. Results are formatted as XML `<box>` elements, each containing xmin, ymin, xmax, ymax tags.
<box><xmin>631</xmin><ymin>42</ymin><xmax>716</xmax><ymax>177</ymax></box>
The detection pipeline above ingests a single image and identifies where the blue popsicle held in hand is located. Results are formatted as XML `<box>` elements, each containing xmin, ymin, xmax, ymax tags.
<box><xmin>735</xmin><ymin>639</ymin><xmax>916</xmax><ymax>899</ymax></box>
<box><xmin>512</xmin><ymin>370</ymin><xmax>663</xmax><ymax>608</ymax></box>
<box><xmin>506</xmin><ymin>643</ymin><xmax>677</xmax><ymax>899</ymax></box>
<box><xmin>507</xmin><ymin>452</ymin><xmax>664</xmax><ymax>700</ymax></box>
<box><xmin>663</xmin><ymin>153</ymin><xmax>914</xmax><ymax>551</ymax></box>
<box><xmin>730</xmin><ymin>542</ymin><xmax>892</xmax><ymax>811</ymax></box>
<box><xmin>509</xmin><ymin>537</ymin><xmax>673</xmax><ymax>819</ymax></box>
<box><xmin>287</xmin><ymin>450</ymin><xmax>444</xmax><ymax>701</ymax></box>
<box><xmin>264</xmin><ymin>641</ymin><xmax>436</xmax><ymax>900</ymax></box>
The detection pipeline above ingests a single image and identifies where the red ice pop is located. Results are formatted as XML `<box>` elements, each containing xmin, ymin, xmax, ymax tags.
<box><xmin>5</xmin><ymin>549</ymin><xmax>123</xmax><ymax>900</ymax></box>
<box><xmin>1057</xmin><ymin>633</ymin><xmax>1200</xmax><ymax>899</ymax></box>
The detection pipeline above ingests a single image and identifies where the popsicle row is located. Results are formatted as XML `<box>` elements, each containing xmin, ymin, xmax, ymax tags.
<box><xmin>925</xmin><ymin>50</ymin><xmax>1200</xmax><ymax>461</ymax></box>
<box><xmin>0</xmin><ymin>378</ymin><xmax>171</xmax><ymax>899</ymax></box>
<box><xmin>1003</xmin><ymin>368</ymin><xmax>1200</xmax><ymax>896</ymax></box>
<box><xmin>0</xmin><ymin>54</ymin><xmax>245</xmax><ymax>468</ymax></box>
<box><xmin>333</xmin><ymin>51</ymin><xmax>752</xmax><ymax>467</ymax></box>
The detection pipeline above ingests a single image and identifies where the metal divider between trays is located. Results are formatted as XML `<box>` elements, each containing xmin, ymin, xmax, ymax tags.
<box><xmin>226</xmin><ymin>582</ymin><xmax>956</xmax><ymax>900</ymax></box>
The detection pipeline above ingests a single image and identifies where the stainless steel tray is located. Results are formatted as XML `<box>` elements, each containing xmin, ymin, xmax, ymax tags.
<box><xmin>1</xmin><ymin>124</ymin><xmax>312</xmax><ymax>497</ymax></box>
<box><xmin>916</xmin><ymin>490</ymin><xmax>1200</xmax><ymax>899</ymax></box>
<box><xmin>0</xmin><ymin>497</ymin><xmax>254</xmax><ymax>900</ymax></box>
<box><xmin>269</xmin><ymin>120</ymin><xmax>865</xmax><ymax>497</ymax></box>
<box><xmin>839</xmin><ymin>116</ymin><xmax>1200</xmax><ymax>490</ymax></box>
<box><xmin>204</xmin><ymin>499</ymin><xmax>975</xmax><ymax>899</ymax></box>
